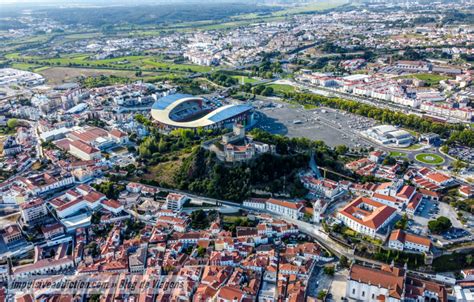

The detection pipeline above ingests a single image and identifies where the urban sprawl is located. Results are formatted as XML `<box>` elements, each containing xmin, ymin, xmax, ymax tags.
<box><xmin>0</xmin><ymin>0</ymin><xmax>473</xmax><ymax>301</ymax></box>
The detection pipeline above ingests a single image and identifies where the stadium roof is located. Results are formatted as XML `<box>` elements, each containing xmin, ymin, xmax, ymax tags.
<box><xmin>208</xmin><ymin>104</ymin><xmax>253</xmax><ymax>122</ymax></box>
<box><xmin>152</xmin><ymin>93</ymin><xmax>194</xmax><ymax>110</ymax></box>
<box><xmin>151</xmin><ymin>94</ymin><xmax>252</xmax><ymax>128</ymax></box>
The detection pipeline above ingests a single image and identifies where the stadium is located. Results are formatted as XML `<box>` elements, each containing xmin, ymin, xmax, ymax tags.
<box><xmin>151</xmin><ymin>94</ymin><xmax>254</xmax><ymax>130</ymax></box>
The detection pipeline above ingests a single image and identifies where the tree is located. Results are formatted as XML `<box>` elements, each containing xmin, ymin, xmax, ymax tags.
<box><xmin>339</xmin><ymin>255</ymin><xmax>349</xmax><ymax>268</ymax></box>
<box><xmin>323</xmin><ymin>265</ymin><xmax>335</xmax><ymax>276</ymax></box>
<box><xmin>395</xmin><ymin>214</ymin><xmax>409</xmax><ymax>230</ymax></box>
<box><xmin>428</xmin><ymin>216</ymin><xmax>452</xmax><ymax>234</ymax></box>
<box><xmin>335</xmin><ymin>145</ymin><xmax>348</xmax><ymax>155</ymax></box>
<box><xmin>196</xmin><ymin>246</ymin><xmax>206</xmax><ymax>257</ymax></box>
<box><xmin>7</xmin><ymin>118</ymin><xmax>18</xmax><ymax>129</ymax></box>
<box><xmin>466</xmin><ymin>254</ymin><xmax>473</xmax><ymax>266</ymax></box>
<box><xmin>317</xmin><ymin>290</ymin><xmax>327</xmax><ymax>300</ymax></box>
<box><xmin>261</xmin><ymin>86</ymin><xmax>274</xmax><ymax>96</ymax></box>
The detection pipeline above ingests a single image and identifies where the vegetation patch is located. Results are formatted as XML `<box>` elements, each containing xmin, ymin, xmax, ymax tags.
<box><xmin>415</xmin><ymin>153</ymin><xmax>445</xmax><ymax>165</ymax></box>
<box><xmin>389</xmin><ymin>151</ymin><xmax>407</xmax><ymax>157</ymax></box>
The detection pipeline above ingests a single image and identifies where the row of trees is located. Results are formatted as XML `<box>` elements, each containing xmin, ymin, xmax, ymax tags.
<box><xmin>207</xmin><ymin>72</ymin><xmax>237</xmax><ymax>87</ymax></box>
<box><xmin>283</xmin><ymin>92</ymin><xmax>474</xmax><ymax>147</ymax></box>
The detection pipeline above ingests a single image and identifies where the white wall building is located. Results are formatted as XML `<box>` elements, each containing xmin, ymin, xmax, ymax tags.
<box><xmin>265</xmin><ymin>198</ymin><xmax>303</xmax><ymax>220</ymax></box>
<box><xmin>337</xmin><ymin>196</ymin><xmax>397</xmax><ymax>238</ymax></box>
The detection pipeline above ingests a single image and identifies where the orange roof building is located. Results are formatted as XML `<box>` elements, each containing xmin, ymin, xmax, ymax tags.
<box><xmin>347</xmin><ymin>264</ymin><xmax>405</xmax><ymax>301</ymax></box>
<box><xmin>337</xmin><ymin>196</ymin><xmax>397</xmax><ymax>237</ymax></box>
<box><xmin>388</xmin><ymin>229</ymin><xmax>431</xmax><ymax>253</ymax></box>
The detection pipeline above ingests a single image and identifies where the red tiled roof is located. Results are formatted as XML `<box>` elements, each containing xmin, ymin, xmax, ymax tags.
<box><xmin>70</xmin><ymin>140</ymin><xmax>99</xmax><ymax>154</ymax></box>
<box><xmin>101</xmin><ymin>199</ymin><xmax>121</xmax><ymax>209</ymax></box>
<box><xmin>338</xmin><ymin>196</ymin><xmax>396</xmax><ymax>230</ymax></box>
<box><xmin>389</xmin><ymin>229</ymin><xmax>431</xmax><ymax>247</ymax></box>
<box><xmin>19</xmin><ymin>198</ymin><xmax>44</xmax><ymax>210</ymax></box>
<box><xmin>426</xmin><ymin>172</ymin><xmax>450</xmax><ymax>184</ymax></box>
<box><xmin>110</xmin><ymin>129</ymin><xmax>127</xmax><ymax>138</ymax></box>
<box><xmin>396</xmin><ymin>185</ymin><xmax>415</xmax><ymax>199</ymax></box>
<box><xmin>267</xmin><ymin>198</ymin><xmax>302</xmax><ymax>210</ymax></box>
<box><xmin>350</xmin><ymin>264</ymin><xmax>404</xmax><ymax>299</ymax></box>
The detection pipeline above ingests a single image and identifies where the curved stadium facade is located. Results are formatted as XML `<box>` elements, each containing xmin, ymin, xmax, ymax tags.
<box><xmin>151</xmin><ymin>94</ymin><xmax>254</xmax><ymax>130</ymax></box>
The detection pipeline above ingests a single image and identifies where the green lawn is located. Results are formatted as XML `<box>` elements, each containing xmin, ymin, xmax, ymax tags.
<box><xmin>223</xmin><ymin>215</ymin><xmax>248</xmax><ymax>224</ymax></box>
<box><xmin>402</xmin><ymin>143</ymin><xmax>423</xmax><ymax>150</ymax></box>
<box><xmin>415</xmin><ymin>153</ymin><xmax>445</xmax><ymax>165</ymax></box>
<box><xmin>231</xmin><ymin>75</ymin><xmax>258</xmax><ymax>84</ymax></box>
<box><xmin>9</xmin><ymin>54</ymin><xmax>214</xmax><ymax>74</ymax></box>
<box><xmin>389</xmin><ymin>151</ymin><xmax>407</xmax><ymax>157</ymax></box>
<box><xmin>303</xmin><ymin>104</ymin><xmax>318</xmax><ymax>110</ymax></box>
<box><xmin>267</xmin><ymin>83</ymin><xmax>296</xmax><ymax>94</ymax></box>
<box><xmin>400</xmin><ymin>73</ymin><xmax>451</xmax><ymax>86</ymax></box>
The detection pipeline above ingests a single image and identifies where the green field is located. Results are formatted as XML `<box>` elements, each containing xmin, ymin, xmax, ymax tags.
<box><xmin>401</xmin><ymin>73</ymin><xmax>451</xmax><ymax>86</ymax></box>
<box><xmin>7</xmin><ymin>53</ymin><xmax>215</xmax><ymax>74</ymax></box>
<box><xmin>389</xmin><ymin>151</ymin><xmax>407</xmax><ymax>157</ymax></box>
<box><xmin>415</xmin><ymin>153</ymin><xmax>445</xmax><ymax>165</ymax></box>
<box><xmin>273</xmin><ymin>0</ymin><xmax>349</xmax><ymax>16</ymax></box>
<box><xmin>231</xmin><ymin>75</ymin><xmax>258</xmax><ymax>84</ymax></box>
<box><xmin>266</xmin><ymin>83</ymin><xmax>296</xmax><ymax>94</ymax></box>
<box><xmin>402</xmin><ymin>143</ymin><xmax>423</xmax><ymax>150</ymax></box>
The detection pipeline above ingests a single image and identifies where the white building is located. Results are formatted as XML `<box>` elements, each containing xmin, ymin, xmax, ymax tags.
<box><xmin>20</xmin><ymin>198</ymin><xmax>48</xmax><ymax>224</ymax></box>
<box><xmin>346</xmin><ymin>264</ymin><xmax>405</xmax><ymax>302</ymax></box>
<box><xmin>301</xmin><ymin>176</ymin><xmax>344</xmax><ymax>201</ymax></box>
<box><xmin>12</xmin><ymin>256</ymin><xmax>74</xmax><ymax>278</ymax></box>
<box><xmin>337</xmin><ymin>196</ymin><xmax>397</xmax><ymax>238</ymax></box>
<box><xmin>362</xmin><ymin>125</ymin><xmax>413</xmax><ymax>147</ymax></box>
<box><xmin>265</xmin><ymin>198</ymin><xmax>303</xmax><ymax>220</ymax></box>
<box><xmin>166</xmin><ymin>193</ymin><xmax>188</xmax><ymax>212</ymax></box>
<box><xmin>49</xmin><ymin>185</ymin><xmax>106</xmax><ymax>219</ymax></box>
<box><xmin>17</xmin><ymin>171</ymin><xmax>75</xmax><ymax>196</ymax></box>
<box><xmin>388</xmin><ymin>229</ymin><xmax>431</xmax><ymax>254</ymax></box>
<box><xmin>101</xmin><ymin>199</ymin><xmax>124</xmax><ymax>215</ymax></box>
<box><xmin>243</xmin><ymin>198</ymin><xmax>267</xmax><ymax>210</ymax></box>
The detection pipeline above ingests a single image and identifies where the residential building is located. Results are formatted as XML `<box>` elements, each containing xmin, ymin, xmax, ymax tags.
<box><xmin>20</xmin><ymin>198</ymin><xmax>48</xmax><ymax>224</ymax></box>
<box><xmin>166</xmin><ymin>193</ymin><xmax>188</xmax><ymax>212</ymax></box>
<box><xmin>2</xmin><ymin>224</ymin><xmax>22</xmax><ymax>244</ymax></box>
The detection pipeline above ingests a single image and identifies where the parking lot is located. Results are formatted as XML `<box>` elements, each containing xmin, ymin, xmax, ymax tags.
<box><xmin>411</xmin><ymin>198</ymin><xmax>467</xmax><ymax>238</ymax></box>
<box><xmin>255</xmin><ymin>100</ymin><xmax>379</xmax><ymax>148</ymax></box>
<box><xmin>448</xmin><ymin>146</ymin><xmax>474</xmax><ymax>164</ymax></box>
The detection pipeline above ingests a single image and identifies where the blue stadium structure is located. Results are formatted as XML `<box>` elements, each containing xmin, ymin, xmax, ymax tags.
<box><xmin>151</xmin><ymin>94</ymin><xmax>254</xmax><ymax>130</ymax></box>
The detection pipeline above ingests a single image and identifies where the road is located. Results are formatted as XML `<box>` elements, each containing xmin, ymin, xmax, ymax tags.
<box><xmin>290</xmin><ymin>79</ymin><xmax>470</xmax><ymax>125</ymax></box>
<box><xmin>121</xmin><ymin>182</ymin><xmax>354</xmax><ymax>258</ymax></box>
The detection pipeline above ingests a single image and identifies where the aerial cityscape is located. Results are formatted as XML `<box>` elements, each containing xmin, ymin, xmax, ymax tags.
<box><xmin>0</xmin><ymin>0</ymin><xmax>473</xmax><ymax>301</ymax></box>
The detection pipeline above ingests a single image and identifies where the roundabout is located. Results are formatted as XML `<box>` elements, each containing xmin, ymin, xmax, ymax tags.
<box><xmin>415</xmin><ymin>153</ymin><xmax>445</xmax><ymax>165</ymax></box>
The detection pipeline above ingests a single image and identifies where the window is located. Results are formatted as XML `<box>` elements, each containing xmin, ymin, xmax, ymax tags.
<box><xmin>352</xmin><ymin>289</ymin><xmax>355</xmax><ymax>295</ymax></box>
<box><xmin>362</xmin><ymin>291</ymin><xmax>365</xmax><ymax>297</ymax></box>
<box><xmin>372</xmin><ymin>294</ymin><xmax>375</xmax><ymax>299</ymax></box>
